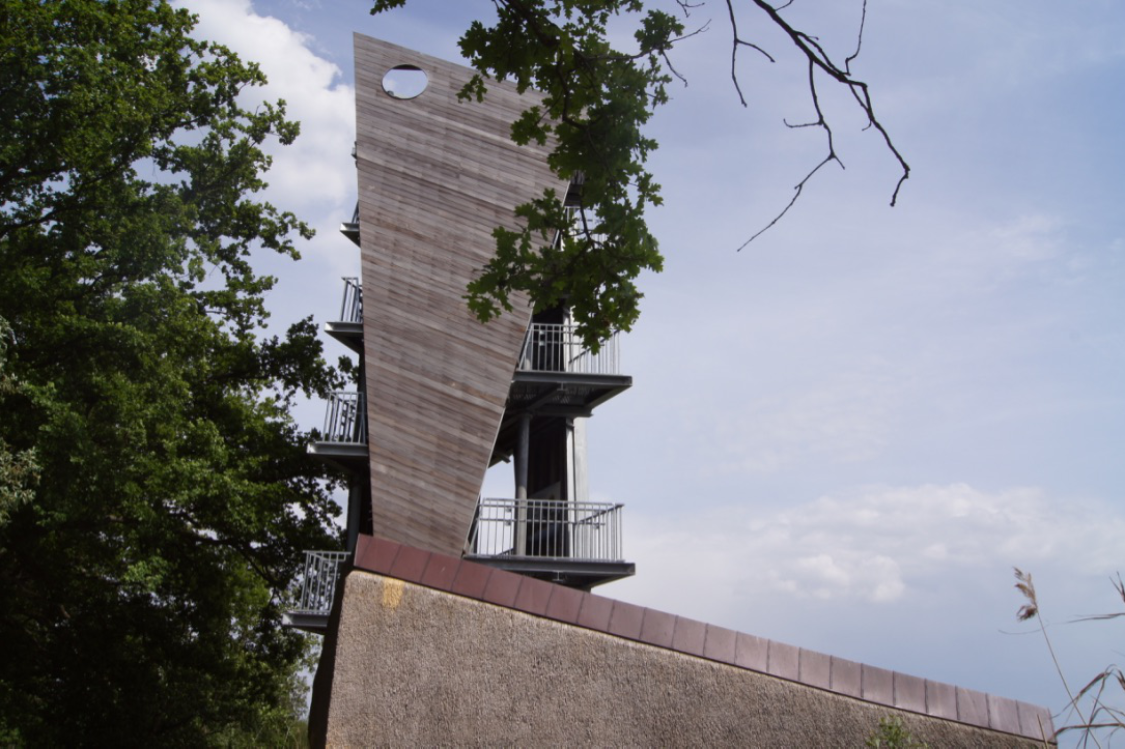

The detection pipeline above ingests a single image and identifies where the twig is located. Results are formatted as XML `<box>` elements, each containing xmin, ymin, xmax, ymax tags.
<box><xmin>728</xmin><ymin>0</ymin><xmax>909</xmax><ymax>246</ymax></box>
<box><xmin>725</xmin><ymin>0</ymin><xmax>774</xmax><ymax>107</ymax></box>
<box><xmin>738</xmin><ymin>59</ymin><xmax>841</xmax><ymax>250</ymax></box>
<box><xmin>845</xmin><ymin>0</ymin><xmax>867</xmax><ymax>75</ymax></box>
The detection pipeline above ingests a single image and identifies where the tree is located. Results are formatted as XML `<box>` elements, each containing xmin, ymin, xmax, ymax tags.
<box><xmin>0</xmin><ymin>319</ymin><xmax>38</xmax><ymax>528</ymax></box>
<box><xmin>0</xmin><ymin>1</ymin><xmax>343</xmax><ymax>744</ymax></box>
<box><xmin>372</xmin><ymin>0</ymin><xmax>908</xmax><ymax>349</ymax></box>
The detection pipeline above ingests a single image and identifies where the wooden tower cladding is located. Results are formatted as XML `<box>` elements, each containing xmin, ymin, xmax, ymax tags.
<box><xmin>353</xmin><ymin>34</ymin><xmax>566</xmax><ymax>556</ymax></box>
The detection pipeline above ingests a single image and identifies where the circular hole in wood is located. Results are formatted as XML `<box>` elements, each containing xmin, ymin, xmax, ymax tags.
<box><xmin>382</xmin><ymin>64</ymin><xmax>428</xmax><ymax>100</ymax></box>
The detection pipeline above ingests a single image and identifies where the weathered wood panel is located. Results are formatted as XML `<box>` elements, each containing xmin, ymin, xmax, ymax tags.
<box><xmin>353</xmin><ymin>35</ymin><xmax>566</xmax><ymax>556</ymax></box>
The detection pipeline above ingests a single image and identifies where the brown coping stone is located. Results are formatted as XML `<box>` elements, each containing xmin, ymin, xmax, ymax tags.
<box><xmin>419</xmin><ymin>553</ymin><xmax>460</xmax><ymax>591</ymax></box>
<box><xmin>671</xmin><ymin>617</ymin><xmax>707</xmax><ymax>658</ymax></box>
<box><xmin>988</xmin><ymin>695</ymin><xmax>1022</xmax><ymax>736</ymax></box>
<box><xmin>482</xmin><ymin>569</ymin><xmax>522</xmax><ymax>608</ymax></box>
<box><xmin>356</xmin><ymin>535</ymin><xmax>400</xmax><ymax>573</ymax></box>
<box><xmin>639</xmin><ymin>609</ymin><xmax>676</xmax><ymax>649</ymax></box>
<box><xmin>702</xmin><ymin>625</ymin><xmax>737</xmax><ymax>665</ymax></box>
<box><xmin>830</xmin><ymin>657</ymin><xmax>862</xmax><ymax>699</ymax></box>
<box><xmin>734</xmin><ymin>632</ymin><xmax>768</xmax><ymax>672</ymax></box>
<box><xmin>799</xmin><ymin>649</ymin><xmax>831</xmax><ymax>690</ymax></box>
<box><xmin>576</xmin><ymin>594</ymin><xmax>614</xmax><ymax>632</ymax></box>
<box><xmin>926</xmin><ymin>680</ymin><xmax>958</xmax><ymax>721</ymax></box>
<box><xmin>957</xmin><ymin>687</ymin><xmax>990</xmax><ymax>729</ymax></box>
<box><xmin>767</xmin><ymin>641</ymin><xmax>799</xmax><ymax>681</ymax></box>
<box><xmin>352</xmin><ymin>534</ymin><xmax>374</xmax><ymax>568</ymax></box>
<box><xmin>449</xmin><ymin>560</ymin><xmax>493</xmax><ymax>599</ymax></box>
<box><xmin>607</xmin><ymin>600</ymin><xmax>645</xmax><ymax>640</ymax></box>
<box><xmin>388</xmin><ymin>545</ymin><xmax>431</xmax><ymax>582</ymax></box>
<box><xmin>1018</xmin><ymin>701</ymin><xmax>1053</xmax><ymax>742</ymax></box>
<box><xmin>863</xmin><ymin>665</ymin><xmax>895</xmax><ymax>705</ymax></box>
<box><xmin>544</xmin><ymin>585</ymin><xmax>585</xmax><ymax>624</ymax></box>
<box><xmin>348</xmin><ymin>536</ymin><xmax>1051</xmax><ymax>741</ymax></box>
<box><xmin>512</xmin><ymin>575</ymin><xmax>554</xmax><ymax>616</ymax></box>
<box><xmin>894</xmin><ymin>672</ymin><xmax>927</xmax><ymax>713</ymax></box>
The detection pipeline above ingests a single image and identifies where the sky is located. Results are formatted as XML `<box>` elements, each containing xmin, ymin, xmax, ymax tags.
<box><xmin>177</xmin><ymin>0</ymin><xmax>1125</xmax><ymax>735</ymax></box>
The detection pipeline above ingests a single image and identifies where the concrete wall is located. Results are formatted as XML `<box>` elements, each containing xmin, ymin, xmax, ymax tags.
<box><xmin>312</xmin><ymin>569</ymin><xmax>1050</xmax><ymax>748</ymax></box>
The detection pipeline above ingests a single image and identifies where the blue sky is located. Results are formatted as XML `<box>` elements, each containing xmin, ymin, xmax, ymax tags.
<box><xmin>179</xmin><ymin>0</ymin><xmax>1125</xmax><ymax>732</ymax></box>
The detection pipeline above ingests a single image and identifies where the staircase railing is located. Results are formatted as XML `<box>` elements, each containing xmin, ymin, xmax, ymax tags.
<box><xmin>290</xmin><ymin>550</ymin><xmax>349</xmax><ymax>616</ymax></box>
<box><xmin>467</xmin><ymin>498</ymin><xmax>625</xmax><ymax>562</ymax></box>
<box><xmin>339</xmin><ymin>277</ymin><xmax>362</xmax><ymax>323</ymax></box>
<box><xmin>321</xmin><ymin>391</ymin><xmax>365</xmax><ymax>444</ymax></box>
<box><xmin>517</xmin><ymin>324</ymin><xmax>621</xmax><ymax>376</ymax></box>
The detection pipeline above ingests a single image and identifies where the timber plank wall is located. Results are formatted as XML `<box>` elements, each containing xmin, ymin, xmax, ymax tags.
<box><xmin>353</xmin><ymin>34</ymin><xmax>567</xmax><ymax>556</ymax></box>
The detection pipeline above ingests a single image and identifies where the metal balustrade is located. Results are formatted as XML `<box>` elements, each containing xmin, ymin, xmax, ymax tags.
<box><xmin>467</xmin><ymin>498</ymin><xmax>625</xmax><ymax>562</ymax></box>
<box><xmin>321</xmin><ymin>391</ymin><xmax>365</xmax><ymax>444</ymax></box>
<box><xmin>291</xmin><ymin>550</ymin><xmax>348</xmax><ymax>616</ymax></box>
<box><xmin>517</xmin><ymin>324</ymin><xmax>620</xmax><ymax>376</ymax></box>
<box><xmin>340</xmin><ymin>202</ymin><xmax>360</xmax><ymax>246</ymax></box>
<box><xmin>339</xmin><ymin>276</ymin><xmax>362</xmax><ymax>323</ymax></box>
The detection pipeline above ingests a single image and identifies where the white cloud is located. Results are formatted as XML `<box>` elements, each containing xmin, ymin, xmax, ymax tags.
<box><xmin>176</xmin><ymin>0</ymin><xmax>356</xmax><ymax>236</ymax></box>
<box><xmin>709</xmin><ymin>365</ymin><xmax>903</xmax><ymax>474</ymax></box>
<box><xmin>614</xmin><ymin>483</ymin><xmax>1125</xmax><ymax>618</ymax></box>
<box><xmin>935</xmin><ymin>213</ymin><xmax>1070</xmax><ymax>289</ymax></box>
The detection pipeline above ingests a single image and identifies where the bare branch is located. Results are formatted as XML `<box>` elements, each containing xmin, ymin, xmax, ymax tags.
<box><xmin>584</xmin><ymin>24</ymin><xmax>709</xmax><ymax>65</ymax></box>
<box><xmin>738</xmin><ymin>59</ymin><xmax>842</xmax><ymax>251</ymax></box>
<box><xmin>725</xmin><ymin>0</ymin><xmax>909</xmax><ymax>245</ymax></box>
<box><xmin>661</xmin><ymin>48</ymin><xmax>689</xmax><ymax>86</ymax></box>
<box><xmin>735</xmin><ymin>154</ymin><xmax>831</xmax><ymax>250</ymax></box>
<box><xmin>725</xmin><ymin>0</ymin><xmax>775</xmax><ymax>107</ymax></box>
<box><xmin>845</xmin><ymin>0</ymin><xmax>868</xmax><ymax>75</ymax></box>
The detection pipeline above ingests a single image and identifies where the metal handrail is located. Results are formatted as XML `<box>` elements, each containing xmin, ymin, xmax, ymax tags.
<box><xmin>339</xmin><ymin>203</ymin><xmax>360</xmax><ymax>246</ymax></box>
<box><xmin>339</xmin><ymin>277</ymin><xmax>362</xmax><ymax>323</ymax></box>
<box><xmin>321</xmin><ymin>391</ymin><xmax>366</xmax><ymax>443</ymax></box>
<box><xmin>291</xmin><ymin>550</ymin><xmax>349</xmax><ymax>615</ymax></box>
<box><xmin>467</xmin><ymin>498</ymin><xmax>625</xmax><ymax>562</ymax></box>
<box><xmin>517</xmin><ymin>324</ymin><xmax>621</xmax><ymax>376</ymax></box>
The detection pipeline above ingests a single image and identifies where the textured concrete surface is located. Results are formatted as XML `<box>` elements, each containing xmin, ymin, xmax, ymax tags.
<box><xmin>311</xmin><ymin>571</ymin><xmax>1051</xmax><ymax>748</ymax></box>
